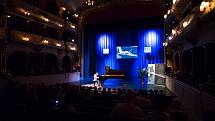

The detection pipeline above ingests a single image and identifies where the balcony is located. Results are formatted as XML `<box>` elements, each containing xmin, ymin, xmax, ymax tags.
<box><xmin>0</xmin><ymin>28</ymin><xmax>77</xmax><ymax>52</ymax></box>
<box><xmin>166</xmin><ymin>1</ymin><xmax>215</xmax><ymax>45</ymax></box>
<box><xmin>10</xmin><ymin>29</ymin><xmax>64</xmax><ymax>48</ymax></box>
<box><xmin>5</xmin><ymin>0</ymin><xmax>64</xmax><ymax>29</ymax></box>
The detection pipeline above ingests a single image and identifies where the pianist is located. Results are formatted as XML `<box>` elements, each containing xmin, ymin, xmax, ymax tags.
<box><xmin>93</xmin><ymin>72</ymin><xmax>100</xmax><ymax>87</ymax></box>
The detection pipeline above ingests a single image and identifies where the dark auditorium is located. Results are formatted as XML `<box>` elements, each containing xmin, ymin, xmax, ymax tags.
<box><xmin>1</xmin><ymin>0</ymin><xmax>215</xmax><ymax>121</ymax></box>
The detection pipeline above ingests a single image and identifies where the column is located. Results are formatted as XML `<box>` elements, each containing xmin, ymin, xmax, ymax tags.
<box><xmin>178</xmin><ymin>47</ymin><xmax>183</xmax><ymax>75</ymax></box>
<box><xmin>0</xmin><ymin>45</ymin><xmax>7</xmax><ymax>73</ymax></box>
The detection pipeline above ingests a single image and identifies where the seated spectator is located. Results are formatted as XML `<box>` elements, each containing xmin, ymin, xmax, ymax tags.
<box><xmin>144</xmin><ymin>96</ymin><xmax>171</xmax><ymax>121</ymax></box>
<box><xmin>111</xmin><ymin>90</ymin><xmax>143</xmax><ymax>120</ymax></box>
<box><xmin>135</xmin><ymin>94</ymin><xmax>152</xmax><ymax>110</ymax></box>
<box><xmin>168</xmin><ymin>98</ymin><xmax>182</xmax><ymax>112</ymax></box>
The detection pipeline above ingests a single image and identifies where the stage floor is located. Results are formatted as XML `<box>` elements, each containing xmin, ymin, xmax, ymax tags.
<box><xmin>81</xmin><ymin>74</ymin><xmax>173</xmax><ymax>96</ymax></box>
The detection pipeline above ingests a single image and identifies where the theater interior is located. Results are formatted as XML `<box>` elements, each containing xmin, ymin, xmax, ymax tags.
<box><xmin>0</xmin><ymin>0</ymin><xmax>215</xmax><ymax>121</ymax></box>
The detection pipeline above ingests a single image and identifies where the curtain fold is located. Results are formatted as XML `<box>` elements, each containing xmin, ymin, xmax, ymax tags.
<box><xmin>138</xmin><ymin>29</ymin><xmax>164</xmax><ymax>69</ymax></box>
<box><xmin>95</xmin><ymin>33</ymin><xmax>117</xmax><ymax>75</ymax></box>
<box><xmin>84</xmin><ymin>29</ymin><xmax>163</xmax><ymax>79</ymax></box>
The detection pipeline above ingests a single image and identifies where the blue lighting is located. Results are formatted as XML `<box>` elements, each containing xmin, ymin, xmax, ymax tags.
<box><xmin>84</xmin><ymin>28</ymin><xmax>163</xmax><ymax>80</ymax></box>
<box><xmin>138</xmin><ymin>29</ymin><xmax>164</xmax><ymax>69</ymax></box>
<box><xmin>96</xmin><ymin>33</ymin><xmax>117</xmax><ymax>75</ymax></box>
<box><xmin>145</xmin><ymin>30</ymin><xmax>159</xmax><ymax>46</ymax></box>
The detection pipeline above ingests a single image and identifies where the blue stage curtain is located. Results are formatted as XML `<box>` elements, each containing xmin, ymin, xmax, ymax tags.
<box><xmin>138</xmin><ymin>29</ymin><xmax>164</xmax><ymax>69</ymax></box>
<box><xmin>95</xmin><ymin>33</ymin><xmax>117</xmax><ymax>75</ymax></box>
<box><xmin>84</xmin><ymin>33</ymin><xmax>96</xmax><ymax>79</ymax></box>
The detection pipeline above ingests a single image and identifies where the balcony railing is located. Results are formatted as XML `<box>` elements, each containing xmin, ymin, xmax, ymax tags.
<box><xmin>6</xmin><ymin>0</ymin><xmax>64</xmax><ymax>29</ymax></box>
<box><xmin>10</xmin><ymin>29</ymin><xmax>64</xmax><ymax>49</ymax></box>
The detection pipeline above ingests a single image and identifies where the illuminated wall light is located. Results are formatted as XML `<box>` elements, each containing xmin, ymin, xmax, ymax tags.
<box><xmin>56</xmin><ymin>43</ymin><xmax>62</xmax><ymax>47</ymax></box>
<box><xmin>62</xmin><ymin>7</ymin><xmax>66</xmax><ymax>11</ymax></box>
<box><xmin>172</xmin><ymin>29</ymin><xmax>176</xmax><ymax>35</ymax></box>
<box><xmin>183</xmin><ymin>21</ymin><xmax>189</xmax><ymax>28</ymax></box>
<box><xmin>22</xmin><ymin>37</ymin><xmax>30</xmax><ymax>41</ymax></box>
<box><xmin>58</xmin><ymin>24</ymin><xmax>63</xmax><ymax>27</ymax></box>
<box><xmin>72</xmin><ymin>39</ymin><xmax>75</xmax><ymax>42</ymax></box>
<box><xmin>86</xmin><ymin>0</ymin><xmax>94</xmax><ymax>6</ymax></box>
<box><xmin>44</xmin><ymin>18</ymin><xmax>49</xmax><ymax>22</ymax></box>
<box><xmin>167</xmin><ymin>10</ymin><xmax>171</xmax><ymax>14</ymax></box>
<box><xmin>168</xmin><ymin>36</ymin><xmax>173</xmax><ymax>40</ymax></box>
<box><xmin>70</xmin><ymin>47</ymin><xmax>76</xmax><ymax>51</ymax></box>
<box><xmin>163</xmin><ymin>42</ymin><xmax>168</xmax><ymax>47</ymax></box>
<box><xmin>164</xmin><ymin>14</ymin><xmax>167</xmax><ymax>19</ymax></box>
<box><xmin>71</xmin><ymin>25</ymin><xmax>76</xmax><ymax>29</ymax></box>
<box><xmin>42</xmin><ymin>40</ymin><xmax>49</xmax><ymax>44</ymax></box>
<box><xmin>6</xmin><ymin>15</ymin><xmax>11</xmax><ymax>18</ymax></box>
<box><xmin>66</xmin><ymin>17</ymin><xmax>69</xmax><ymax>20</ymax></box>
<box><xmin>200</xmin><ymin>1</ymin><xmax>209</xmax><ymax>12</ymax></box>
<box><xmin>74</xmin><ymin>14</ymin><xmax>79</xmax><ymax>18</ymax></box>
<box><xmin>173</xmin><ymin>0</ymin><xmax>177</xmax><ymax>5</ymax></box>
<box><xmin>24</xmin><ymin>11</ymin><xmax>30</xmax><ymax>16</ymax></box>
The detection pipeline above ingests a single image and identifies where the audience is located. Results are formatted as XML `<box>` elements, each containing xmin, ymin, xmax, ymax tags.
<box><xmin>111</xmin><ymin>90</ymin><xmax>143</xmax><ymax>120</ymax></box>
<box><xmin>144</xmin><ymin>96</ymin><xmax>171</xmax><ymax>121</ymax></box>
<box><xmin>0</xmin><ymin>80</ymin><xmax>185</xmax><ymax>121</ymax></box>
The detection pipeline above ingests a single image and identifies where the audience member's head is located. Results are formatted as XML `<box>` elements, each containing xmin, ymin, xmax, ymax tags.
<box><xmin>125</xmin><ymin>90</ymin><xmax>136</xmax><ymax>103</ymax></box>
<box><xmin>153</xmin><ymin>96</ymin><xmax>170</xmax><ymax>111</ymax></box>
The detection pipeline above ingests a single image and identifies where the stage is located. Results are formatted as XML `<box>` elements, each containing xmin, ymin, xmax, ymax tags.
<box><xmin>81</xmin><ymin>74</ymin><xmax>173</xmax><ymax>96</ymax></box>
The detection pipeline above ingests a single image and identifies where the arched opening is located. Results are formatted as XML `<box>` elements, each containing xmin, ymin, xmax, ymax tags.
<box><xmin>175</xmin><ymin>53</ymin><xmax>179</xmax><ymax>72</ymax></box>
<box><xmin>7</xmin><ymin>52</ymin><xmax>27</xmax><ymax>76</ymax></box>
<box><xmin>62</xmin><ymin>56</ymin><xmax>72</xmax><ymax>72</ymax></box>
<box><xmin>29</xmin><ymin>53</ymin><xmax>44</xmax><ymax>74</ymax></box>
<box><xmin>45</xmin><ymin>54</ymin><xmax>58</xmax><ymax>74</ymax></box>
<box><xmin>182</xmin><ymin>49</ymin><xmax>192</xmax><ymax>76</ymax></box>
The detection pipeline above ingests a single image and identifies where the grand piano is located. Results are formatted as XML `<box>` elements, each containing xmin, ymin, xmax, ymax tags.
<box><xmin>99</xmin><ymin>66</ymin><xmax>126</xmax><ymax>85</ymax></box>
